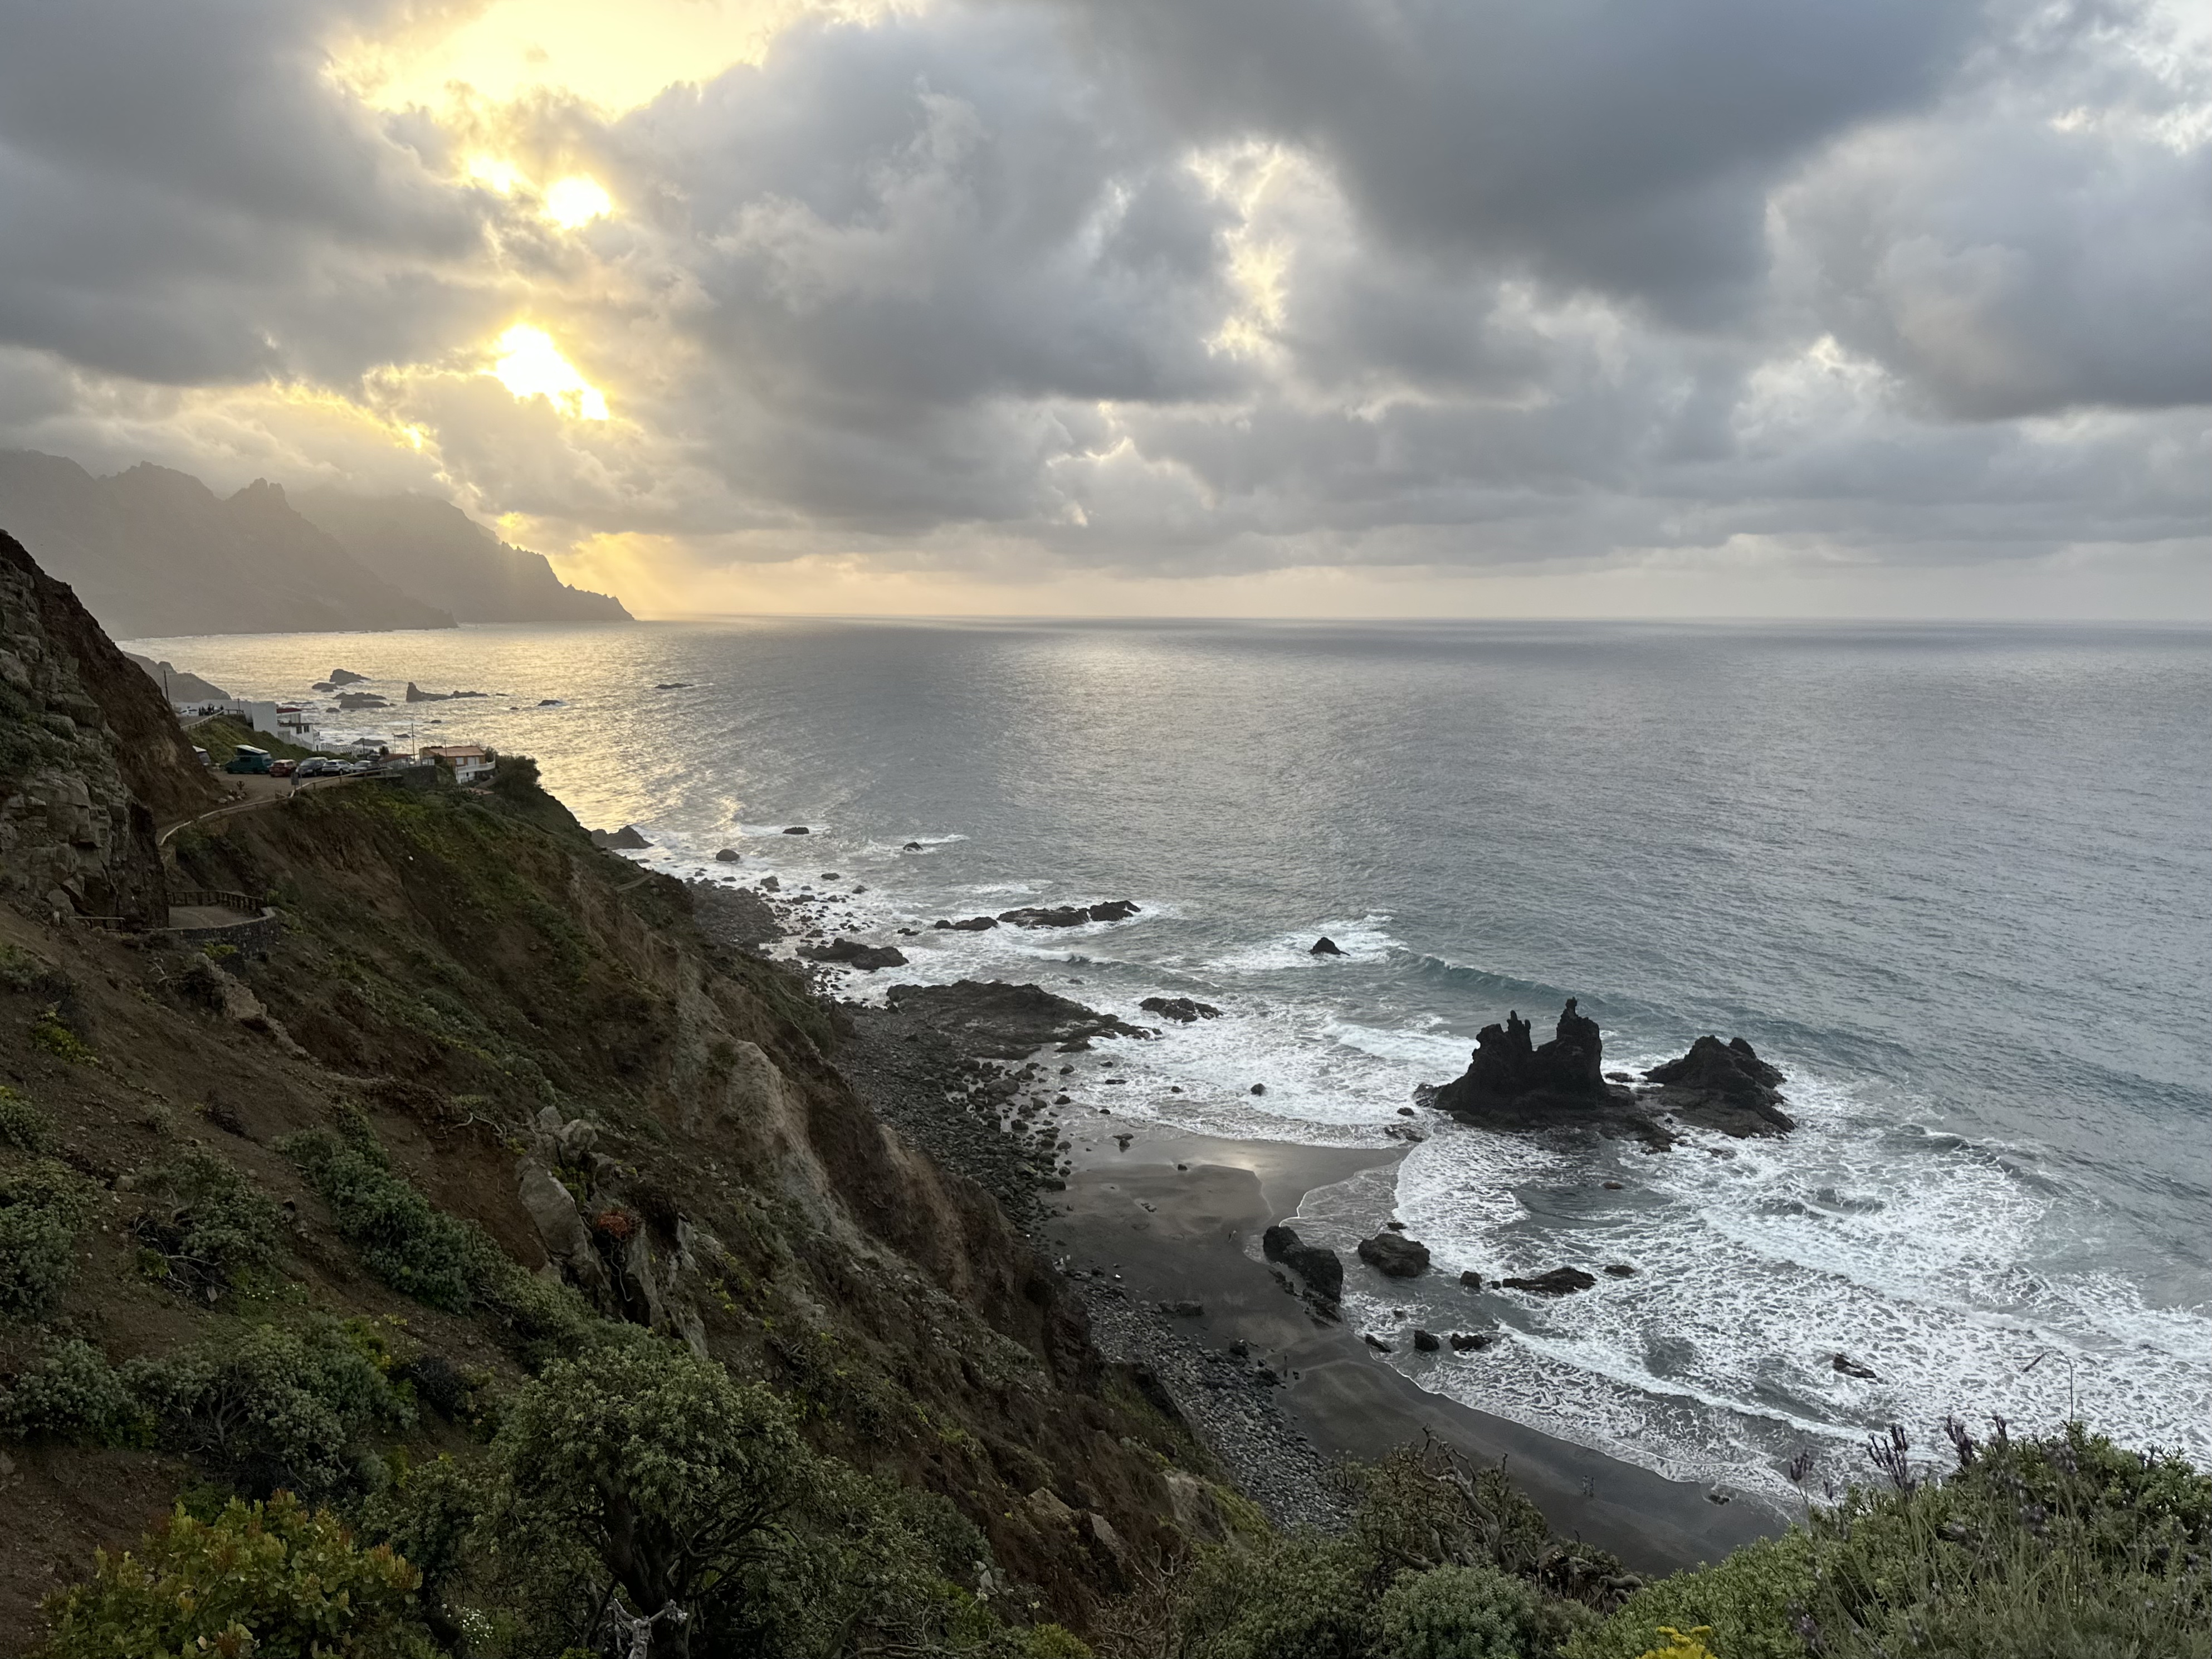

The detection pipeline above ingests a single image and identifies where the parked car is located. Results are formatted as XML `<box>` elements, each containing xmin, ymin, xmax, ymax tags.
<box><xmin>294</xmin><ymin>757</ymin><xmax>343</xmax><ymax>778</ymax></box>
<box><xmin>269</xmin><ymin>759</ymin><xmax>297</xmax><ymax>777</ymax></box>
<box><xmin>223</xmin><ymin>745</ymin><xmax>272</xmax><ymax>775</ymax></box>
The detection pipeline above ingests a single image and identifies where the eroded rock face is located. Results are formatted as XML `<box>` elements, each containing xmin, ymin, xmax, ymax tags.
<box><xmin>1432</xmin><ymin>999</ymin><xmax>1617</xmax><ymax>1121</ymax></box>
<box><xmin>1501</xmin><ymin>1266</ymin><xmax>1598</xmax><ymax>1296</ymax></box>
<box><xmin>995</xmin><ymin>900</ymin><xmax>1141</xmax><ymax>928</ymax></box>
<box><xmin>1</xmin><ymin>528</ymin><xmax>212</xmax><ymax>921</ymax></box>
<box><xmin>1642</xmin><ymin>1036</ymin><xmax>1796</xmax><ymax>1135</ymax></box>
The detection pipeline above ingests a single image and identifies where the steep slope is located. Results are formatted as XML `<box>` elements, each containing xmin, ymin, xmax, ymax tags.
<box><xmin>0</xmin><ymin>540</ymin><xmax>1212</xmax><ymax>1652</ymax></box>
<box><xmin>293</xmin><ymin>489</ymin><xmax>631</xmax><ymax>623</ymax></box>
<box><xmin>1</xmin><ymin>529</ymin><xmax>217</xmax><ymax>922</ymax></box>
<box><xmin>0</xmin><ymin>452</ymin><xmax>454</xmax><ymax>637</ymax></box>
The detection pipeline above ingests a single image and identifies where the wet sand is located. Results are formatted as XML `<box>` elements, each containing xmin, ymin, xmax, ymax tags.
<box><xmin>1046</xmin><ymin>1124</ymin><xmax>1786</xmax><ymax>1574</ymax></box>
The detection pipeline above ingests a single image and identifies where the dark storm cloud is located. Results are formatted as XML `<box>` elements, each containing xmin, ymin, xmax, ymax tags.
<box><xmin>0</xmin><ymin>0</ymin><xmax>500</xmax><ymax>385</ymax></box>
<box><xmin>0</xmin><ymin>0</ymin><xmax>2203</xmax><ymax>581</ymax></box>
<box><xmin>1035</xmin><ymin>0</ymin><xmax>1985</xmax><ymax>326</ymax></box>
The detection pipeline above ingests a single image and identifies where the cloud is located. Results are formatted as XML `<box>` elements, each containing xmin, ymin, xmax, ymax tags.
<box><xmin>0</xmin><ymin>0</ymin><xmax>2203</xmax><ymax>610</ymax></box>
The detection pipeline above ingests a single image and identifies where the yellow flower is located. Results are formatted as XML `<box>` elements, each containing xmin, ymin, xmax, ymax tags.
<box><xmin>1635</xmin><ymin>1626</ymin><xmax>1721</xmax><ymax>1659</ymax></box>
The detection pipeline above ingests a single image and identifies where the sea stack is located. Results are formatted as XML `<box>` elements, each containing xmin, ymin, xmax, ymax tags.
<box><xmin>1429</xmin><ymin>998</ymin><xmax>1628</xmax><ymax>1124</ymax></box>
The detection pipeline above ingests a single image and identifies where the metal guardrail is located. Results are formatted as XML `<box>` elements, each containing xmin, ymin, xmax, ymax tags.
<box><xmin>169</xmin><ymin>887</ymin><xmax>260</xmax><ymax>913</ymax></box>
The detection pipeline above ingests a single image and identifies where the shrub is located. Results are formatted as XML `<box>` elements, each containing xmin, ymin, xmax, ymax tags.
<box><xmin>1377</xmin><ymin>1563</ymin><xmax>1556</xmax><ymax>1659</ymax></box>
<box><xmin>1</xmin><ymin>1338</ymin><xmax>148</xmax><ymax>1446</ymax></box>
<box><xmin>27</xmin><ymin>1004</ymin><xmax>96</xmax><ymax>1063</ymax></box>
<box><xmin>1801</xmin><ymin>1421</ymin><xmax>2212</xmax><ymax>1659</ymax></box>
<box><xmin>1173</xmin><ymin>1534</ymin><xmax>1378</xmax><ymax>1659</ymax></box>
<box><xmin>0</xmin><ymin>1157</ymin><xmax>93</xmax><ymax>1318</ymax></box>
<box><xmin>39</xmin><ymin>1491</ymin><xmax>437</xmax><ymax>1659</ymax></box>
<box><xmin>130</xmin><ymin>1148</ymin><xmax>287</xmax><ymax>1299</ymax></box>
<box><xmin>0</xmin><ymin>1085</ymin><xmax>53</xmax><ymax>1152</ymax></box>
<box><xmin>281</xmin><ymin>1124</ymin><xmax>484</xmax><ymax>1310</ymax></box>
<box><xmin>1565</xmin><ymin>1534</ymin><xmax>1814</xmax><ymax>1659</ymax></box>
<box><xmin>125</xmin><ymin>1317</ymin><xmax>415</xmax><ymax>1499</ymax></box>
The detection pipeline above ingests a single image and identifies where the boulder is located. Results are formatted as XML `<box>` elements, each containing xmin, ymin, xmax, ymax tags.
<box><xmin>336</xmin><ymin>691</ymin><xmax>388</xmax><ymax>709</ymax></box>
<box><xmin>1310</xmin><ymin>936</ymin><xmax>1345</xmax><ymax>956</ymax></box>
<box><xmin>1412</xmin><ymin>1328</ymin><xmax>1441</xmax><ymax>1352</ymax></box>
<box><xmin>1261</xmin><ymin>1224</ymin><xmax>1344</xmax><ymax>1302</ymax></box>
<box><xmin>799</xmin><ymin>938</ymin><xmax>909</xmax><ymax>971</ymax></box>
<box><xmin>782</xmin><ymin>825</ymin><xmax>809</xmax><ymax>835</ymax></box>
<box><xmin>1449</xmin><ymin>1332</ymin><xmax>1492</xmax><ymax>1352</ymax></box>
<box><xmin>1140</xmin><ymin>996</ymin><xmax>1222</xmax><ymax>1023</ymax></box>
<box><xmin>1641</xmin><ymin>1036</ymin><xmax>1797</xmax><ymax>1136</ymax></box>
<box><xmin>1832</xmin><ymin>1353</ymin><xmax>1879</xmax><ymax>1380</ymax></box>
<box><xmin>1603</xmin><ymin>1263</ymin><xmax>1638</xmax><ymax>1277</ymax></box>
<box><xmin>1357</xmin><ymin>1232</ymin><xmax>1430</xmax><ymax>1277</ymax></box>
<box><xmin>1088</xmin><ymin>900</ymin><xmax>1141</xmax><ymax>921</ymax></box>
<box><xmin>1459</xmin><ymin>1270</ymin><xmax>1483</xmax><ymax>1290</ymax></box>
<box><xmin>326</xmin><ymin>667</ymin><xmax>368</xmax><ymax>685</ymax></box>
<box><xmin>902</xmin><ymin>841</ymin><xmax>924</xmax><ymax>851</ymax></box>
<box><xmin>1501</xmin><ymin>1266</ymin><xmax>1598</xmax><ymax>1296</ymax></box>
<box><xmin>935</xmin><ymin>915</ymin><xmax>999</xmax><ymax>931</ymax></box>
<box><xmin>714</xmin><ymin>848</ymin><xmax>742</xmax><ymax>862</ymax></box>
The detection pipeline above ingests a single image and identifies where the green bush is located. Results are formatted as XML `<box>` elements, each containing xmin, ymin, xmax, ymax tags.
<box><xmin>1173</xmin><ymin>1535</ymin><xmax>1378</xmax><ymax>1659</ymax></box>
<box><xmin>0</xmin><ymin>1084</ymin><xmax>53</xmax><ymax>1152</ymax></box>
<box><xmin>1565</xmin><ymin>1533</ymin><xmax>1814</xmax><ymax>1659</ymax></box>
<box><xmin>1801</xmin><ymin>1421</ymin><xmax>2211</xmax><ymax>1659</ymax></box>
<box><xmin>281</xmin><ymin>1124</ymin><xmax>484</xmax><ymax>1310</ymax></box>
<box><xmin>1</xmin><ymin>1338</ymin><xmax>149</xmax><ymax>1446</ymax></box>
<box><xmin>27</xmin><ymin>1004</ymin><xmax>96</xmax><ymax>1063</ymax></box>
<box><xmin>1378</xmin><ymin>1564</ymin><xmax>1557</xmax><ymax>1659</ymax></box>
<box><xmin>126</xmin><ymin>1317</ymin><xmax>415</xmax><ymax>1499</ymax></box>
<box><xmin>130</xmin><ymin>1147</ymin><xmax>287</xmax><ymax>1299</ymax></box>
<box><xmin>0</xmin><ymin>1157</ymin><xmax>93</xmax><ymax>1318</ymax></box>
<box><xmin>39</xmin><ymin>1491</ymin><xmax>437</xmax><ymax>1659</ymax></box>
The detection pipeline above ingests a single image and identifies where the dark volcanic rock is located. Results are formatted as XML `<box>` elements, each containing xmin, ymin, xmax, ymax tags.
<box><xmin>1412</xmin><ymin>1328</ymin><xmax>1441</xmax><ymax>1352</ymax></box>
<box><xmin>689</xmin><ymin>882</ymin><xmax>782</xmax><ymax>950</ymax></box>
<box><xmin>994</xmin><ymin>900</ymin><xmax>1140</xmax><ymax>928</ymax></box>
<box><xmin>1357</xmin><ymin>1233</ymin><xmax>1431</xmax><ymax>1278</ymax></box>
<box><xmin>1642</xmin><ymin>1035</ymin><xmax>1796</xmax><ymax>1136</ymax></box>
<box><xmin>1449</xmin><ymin>1332</ymin><xmax>1492</xmax><ymax>1352</ymax></box>
<box><xmin>1459</xmin><ymin>1270</ymin><xmax>1483</xmax><ymax>1290</ymax></box>
<box><xmin>934</xmin><ymin>916</ymin><xmax>999</xmax><ymax>932</ymax></box>
<box><xmin>327</xmin><ymin>667</ymin><xmax>368</xmax><ymax>685</ymax></box>
<box><xmin>714</xmin><ymin>847</ymin><xmax>742</xmax><ymax>862</ymax></box>
<box><xmin>1501</xmin><ymin>1266</ymin><xmax>1598</xmax><ymax>1296</ymax></box>
<box><xmin>336</xmin><ymin>691</ymin><xmax>389</xmax><ymax>709</ymax></box>
<box><xmin>1088</xmin><ymin>899</ymin><xmax>1141</xmax><ymax>922</ymax></box>
<box><xmin>782</xmin><ymin>825</ymin><xmax>809</xmax><ymax>835</ymax></box>
<box><xmin>902</xmin><ymin>841</ymin><xmax>924</xmax><ymax>851</ymax></box>
<box><xmin>1140</xmin><ymin>996</ymin><xmax>1221</xmax><ymax>1024</ymax></box>
<box><xmin>1426</xmin><ymin>999</ymin><xmax>1677</xmax><ymax>1147</ymax></box>
<box><xmin>1309</xmin><ymin>936</ymin><xmax>1345</xmax><ymax>956</ymax></box>
<box><xmin>1261</xmin><ymin>1225</ymin><xmax>1344</xmax><ymax>1302</ymax></box>
<box><xmin>1832</xmin><ymin>1353</ymin><xmax>1879</xmax><ymax>1380</ymax></box>
<box><xmin>799</xmin><ymin>938</ymin><xmax>908</xmax><ymax>972</ymax></box>
<box><xmin>882</xmin><ymin>979</ymin><xmax>1150</xmax><ymax>1060</ymax></box>
<box><xmin>1603</xmin><ymin>1263</ymin><xmax>1638</xmax><ymax>1278</ymax></box>
<box><xmin>589</xmin><ymin>824</ymin><xmax>652</xmax><ymax>851</ymax></box>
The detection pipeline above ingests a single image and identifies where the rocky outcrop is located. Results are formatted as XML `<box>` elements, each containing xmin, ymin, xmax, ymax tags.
<box><xmin>1642</xmin><ymin>1036</ymin><xmax>1796</xmax><ymax>1135</ymax></box>
<box><xmin>1139</xmin><ymin>996</ymin><xmax>1220</xmax><ymax>1023</ymax></box>
<box><xmin>799</xmin><ymin>938</ymin><xmax>909</xmax><ymax>971</ymax></box>
<box><xmin>934</xmin><ymin>916</ymin><xmax>998</xmax><ymax>932</ymax></box>
<box><xmin>1357</xmin><ymin>1233</ymin><xmax>1431</xmax><ymax>1277</ymax></box>
<box><xmin>1309</xmin><ymin>936</ymin><xmax>1345</xmax><ymax>957</ymax></box>
<box><xmin>996</xmin><ymin>900</ymin><xmax>1141</xmax><ymax>928</ymax></box>
<box><xmin>1501</xmin><ymin>1266</ymin><xmax>1598</xmax><ymax>1296</ymax></box>
<box><xmin>126</xmin><ymin>653</ymin><xmax>228</xmax><ymax>702</ymax></box>
<box><xmin>883</xmin><ymin>980</ymin><xmax>1150</xmax><ymax>1060</ymax></box>
<box><xmin>590</xmin><ymin>825</ymin><xmax>651</xmax><ymax>850</ymax></box>
<box><xmin>1</xmin><ymin>527</ymin><xmax>214</xmax><ymax>921</ymax></box>
<box><xmin>1422</xmin><ymin>999</ymin><xmax>1685</xmax><ymax>1147</ymax></box>
<box><xmin>1261</xmin><ymin>1224</ymin><xmax>1343</xmax><ymax>1304</ymax></box>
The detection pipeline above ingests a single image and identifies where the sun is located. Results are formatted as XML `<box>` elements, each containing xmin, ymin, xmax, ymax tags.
<box><xmin>543</xmin><ymin>175</ymin><xmax>614</xmax><ymax>228</ymax></box>
<box><xmin>491</xmin><ymin>325</ymin><xmax>609</xmax><ymax>420</ymax></box>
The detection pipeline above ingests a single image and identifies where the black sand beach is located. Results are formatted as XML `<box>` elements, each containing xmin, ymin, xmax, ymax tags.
<box><xmin>1045</xmin><ymin>1125</ymin><xmax>1786</xmax><ymax>1573</ymax></box>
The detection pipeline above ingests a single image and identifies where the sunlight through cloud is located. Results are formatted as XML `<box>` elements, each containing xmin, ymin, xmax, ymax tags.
<box><xmin>491</xmin><ymin>325</ymin><xmax>609</xmax><ymax>420</ymax></box>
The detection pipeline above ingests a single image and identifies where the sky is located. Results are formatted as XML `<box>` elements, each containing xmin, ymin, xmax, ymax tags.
<box><xmin>0</xmin><ymin>0</ymin><xmax>2206</xmax><ymax>618</ymax></box>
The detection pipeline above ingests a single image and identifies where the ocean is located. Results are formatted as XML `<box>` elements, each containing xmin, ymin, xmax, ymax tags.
<box><xmin>132</xmin><ymin>617</ymin><xmax>2212</xmax><ymax>1503</ymax></box>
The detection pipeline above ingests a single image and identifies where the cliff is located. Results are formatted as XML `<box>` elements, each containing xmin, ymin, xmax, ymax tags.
<box><xmin>0</xmin><ymin>452</ymin><xmax>456</xmax><ymax>638</ymax></box>
<box><xmin>292</xmin><ymin>489</ymin><xmax>631</xmax><ymax>624</ymax></box>
<box><xmin>0</xmin><ymin>537</ymin><xmax>1205</xmax><ymax>1652</ymax></box>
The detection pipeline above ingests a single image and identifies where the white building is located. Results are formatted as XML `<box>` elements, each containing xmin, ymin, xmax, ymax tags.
<box><xmin>182</xmin><ymin>700</ymin><xmax>319</xmax><ymax>741</ymax></box>
<box><xmin>417</xmin><ymin>744</ymin><xmax>494</xmax><ymax>784</ymax></box>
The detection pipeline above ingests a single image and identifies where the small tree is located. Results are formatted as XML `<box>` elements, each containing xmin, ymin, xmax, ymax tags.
<box><xmin>486</xmin><ymin>1340</ymin><xmax>812</xmax><ymax>1657</ymax></box>
<box><xmin>40</xmin><ymin>1492</ymin><xmax>437</xmax><ymax>1659</ymax></box>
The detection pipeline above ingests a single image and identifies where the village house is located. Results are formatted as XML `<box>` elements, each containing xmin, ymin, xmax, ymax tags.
<box><xmin>416</xmin><ymin>743</ymin><xmax>494</xmax><ymax>785</ymax></box>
